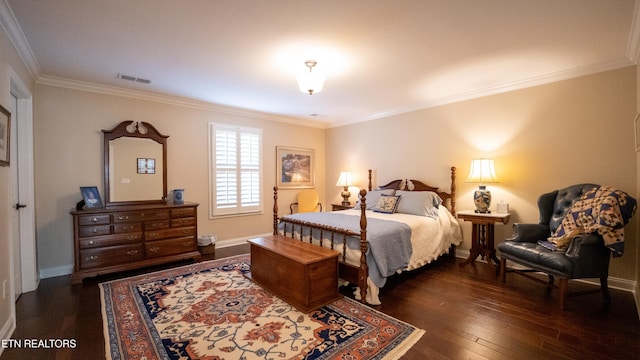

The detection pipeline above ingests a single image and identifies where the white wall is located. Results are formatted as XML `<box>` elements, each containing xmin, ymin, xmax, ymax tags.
<box><xmin>33</xmin><ymin>85</ymin><xmax>326</xmax><ymax>276</ymax></box>
<box><xmin>327</xmin><ymin>66</ymin><xmax>638</xmax><ymax>282</ymax></box>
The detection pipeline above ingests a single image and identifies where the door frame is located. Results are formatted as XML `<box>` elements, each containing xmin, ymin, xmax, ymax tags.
<box><xmin>9</xmin><ymin>67</ymin><xmax>37</xmax><ymax>294</ymax></box>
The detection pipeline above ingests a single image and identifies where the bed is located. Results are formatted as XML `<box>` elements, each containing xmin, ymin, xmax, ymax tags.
<box><xmin>273</xmin><ymin>167</ymin><xmax>463</xmax><ymax>305</ymax></box>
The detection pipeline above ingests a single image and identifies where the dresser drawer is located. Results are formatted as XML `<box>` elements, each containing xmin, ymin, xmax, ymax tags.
<box><xmin>145</xmin><ymin>220</ymin><xmax>170</xmax><ymax>230</ymax></box>
<box><xmin>114</xmin><ymin>223</ymin><xmax>143</xmax><ymax>233</ymax></box>
<box><xmin>171</xmin><ymin>217</ymin><xmax>195</xmax><ymax>228</ymax></box>
<box><xmin>78</xmin><ymin>232</ymin><xmax>143</xmax><ymax>249</ymax></box>
<box><xmin>113</xmin><ymin>209</ymin><xmax>170</xmax><ymax>223</ymax></box>
<box><xmin>171</xmin><ymin>208</ymin><xmax>196</xmax><ymax>218</ymax></box>
<box><xmin>77</xmin><ymin>214</ymin><xmax>111</xmax><ymax>226</ymax></box>
<box><xmin>145</xmin><ymin>226</ymin><xmax>195</xmax><ymax>241</ymax></box>
<box><xmin>79</xmin><ymin>244</ymin><xmax>144</xmax><ymax>269</ymax></box>
<box><xmin>78</xmin><ymin>225</ymin><xmax>111</xmax><ymax>237</ymax></box>
<box><xmin>145</xmin><ymin>237</ymin><xmax>196</xmax><ymax>258</ymax></box>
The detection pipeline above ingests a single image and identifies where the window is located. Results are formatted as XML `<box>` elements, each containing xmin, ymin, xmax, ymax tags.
<box><xmin>209</xmin><ymin>123</ymin><xmax>263</xmax><ymax>217</ymax></box>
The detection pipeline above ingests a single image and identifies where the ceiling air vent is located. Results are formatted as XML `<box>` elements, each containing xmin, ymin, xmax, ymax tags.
<box><xmin>117</xmin><ymin>73</ymin><xmax>151</xmax><ymax>84</ymax></box>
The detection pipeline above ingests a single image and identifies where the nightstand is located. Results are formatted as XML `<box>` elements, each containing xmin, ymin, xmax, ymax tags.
<box><xmin>457</xmin><ymin>210</ymin><xmax>510</xmax><ymax>269</ymax></box>
<box><xmin>331</xmin><ymin>204</ymin><xmax>353</xmax><ymax>211</ymax></box>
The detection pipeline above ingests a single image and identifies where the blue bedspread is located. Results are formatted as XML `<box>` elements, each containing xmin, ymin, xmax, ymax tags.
<box><xmin>279</xmin><ymin>212</ymin><xmax>412</xmax><ymax>288</ymax></box>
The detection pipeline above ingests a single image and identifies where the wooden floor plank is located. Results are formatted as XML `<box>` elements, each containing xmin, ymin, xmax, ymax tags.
<box><xmin>1</xmin><ymin>244</ymin><xmax>637</xmax><ymax>360</ymax></box>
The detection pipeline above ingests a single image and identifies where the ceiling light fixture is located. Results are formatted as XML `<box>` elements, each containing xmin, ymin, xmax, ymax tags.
<box><xmin>297</xmin><ymin>60</ymin><xmax>325</xmax><ymax>95</ymax></box>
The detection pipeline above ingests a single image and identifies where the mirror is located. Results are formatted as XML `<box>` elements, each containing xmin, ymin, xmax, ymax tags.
<box><xmin>103</xmin><ymin>121</ymin><xmax>168</xmax><ymax>206</ymax></box>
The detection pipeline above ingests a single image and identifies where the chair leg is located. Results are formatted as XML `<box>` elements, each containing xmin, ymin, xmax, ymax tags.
<box><xmin>600</xmin><ymin>277</ymin><xmax>610</xmax><ymax>303</ymax></box>
<box><xmin>558</xmin><ymin>278</ymin><xmax>568</xmax><ymax>310</ymax></box>
<box><xmin>500</xmin><ymin>257</ymin><xmax>506</xmax><ymax>282</ymax></box>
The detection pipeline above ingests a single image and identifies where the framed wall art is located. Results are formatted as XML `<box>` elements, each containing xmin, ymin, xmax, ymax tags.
<box><xmin>0</xmin><ymin>104</ymin><xmax>11</xmax><ymax>166</ymax></box>
<box><xmin>276</xmin><ymin>146</ymin><xmax>315</xmax><ymax>189</ymax></box>
<box><xmin>137</xmin><ymin>158</ymin><xmax>156</xmax><ymax>174</ymax></box>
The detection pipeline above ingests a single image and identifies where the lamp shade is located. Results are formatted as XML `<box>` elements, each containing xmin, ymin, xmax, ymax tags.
<box><xmin>467</xmin><ymin>159</ymin><xmax>498</xmax><ymax>184</ymax></box>
<box><xmin>336</xmin><ymin>171</ymin><xmax>355</xmax><ymax>187</ymax></box>
<box><xmin>297</xmin><ymin>71</ymin><xmax>325</xmax><ymax>95</ymax></box>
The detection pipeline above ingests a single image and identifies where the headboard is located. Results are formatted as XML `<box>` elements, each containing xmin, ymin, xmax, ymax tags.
<box><xmin>366</xmin><ymin>167</ymin><xmax>457</xmax><ymax>214</ymax></box>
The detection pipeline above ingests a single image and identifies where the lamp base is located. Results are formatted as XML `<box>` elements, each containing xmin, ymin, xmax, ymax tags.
<box><xmin>341</xmin><ymin>187</ymin><xmax>351</xmax><ymax>206</ymax></box>
<box><xmin>473</xmin><ymin>186</ymin><xmax>492</xmax><ymax>214</ymax></box>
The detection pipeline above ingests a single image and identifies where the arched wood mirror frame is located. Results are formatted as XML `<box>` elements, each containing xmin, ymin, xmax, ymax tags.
<box><xmin>103</xmin><ymin>121</ymin><xmax>168</xmax><ymax>206</ymax></box>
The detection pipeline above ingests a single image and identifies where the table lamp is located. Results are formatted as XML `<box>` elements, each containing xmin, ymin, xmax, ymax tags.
<box><xmin>336</xmin><ymin>171</ymin><xmax>355</xmax><ymax>206</ymax></box>
<box><xmin>467</xmin><ymin>159</ymin><xmax>498</xmax><ymax>213</ymax></box>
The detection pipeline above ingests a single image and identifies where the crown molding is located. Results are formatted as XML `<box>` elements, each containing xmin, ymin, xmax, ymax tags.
<box><xmin>627</xmin><ymin>0</ymin><xmax>640</xmax><ymax>63</ymax></box>
<box><xmin>0</xmin><ymin>0</ymin><xmax>40</xmax><ymax>79</ymax></box>
<box><xmin>327</xmin><ymin>57</ymin><xmax>634</xmax><ymax>128</ymax></box>
<box><xmin>36</xmin><ymin>75</ymin><xmax>327</xmax><ymax>129</ymax></box>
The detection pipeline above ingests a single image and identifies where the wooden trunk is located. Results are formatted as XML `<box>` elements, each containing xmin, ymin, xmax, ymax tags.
<box><xmin>248</xmin><ymin>235</ymin><xmax>341</xmax><ymax>313</ymax></box>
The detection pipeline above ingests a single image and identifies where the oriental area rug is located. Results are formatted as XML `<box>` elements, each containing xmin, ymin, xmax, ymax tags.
<box><xmin>99</xmin><ymin>254</ymin><xmax>424</xmax><ymax>360</ymax></box>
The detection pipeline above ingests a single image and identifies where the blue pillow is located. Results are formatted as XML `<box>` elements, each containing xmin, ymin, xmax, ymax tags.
<box><xmin>373</xmin><ymin>194</ymin><xmax>401</xmax><ymax>214</ymax></box>
<box><xmin>395</xmin><ymin>190</ymin><xmax>442</xmax><ymax>218</ymax></box>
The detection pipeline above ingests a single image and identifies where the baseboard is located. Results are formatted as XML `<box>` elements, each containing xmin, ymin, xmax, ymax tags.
<box><xmin>215</xmin><ymin>233</ymin><xmax>271</xmax><ymax>248</ymax></box>
<box><xmin>0</xmin><ymin>313</ymin><xmax>16</xmax><ymax>356</ymax></box>
<box><xmin>39</xmin><ymin>264</ymin><xmax>73</xmax><ymax>279</ymax></box>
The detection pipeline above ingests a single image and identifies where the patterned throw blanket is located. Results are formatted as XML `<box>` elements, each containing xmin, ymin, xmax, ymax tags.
<box><xmin>549</xmin><ymin>186</ymin><xmax>636</xmax><ymax>257</ymax></box>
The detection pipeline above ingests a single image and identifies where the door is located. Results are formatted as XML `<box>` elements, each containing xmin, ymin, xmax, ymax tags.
<box><xmin>9</xmin><ymin>93</ymin><xmax>21</xmax><ymax>300</ymax></box>
<box><xmin>9</xmin><ymin>71</ymin><xmax>37</xmax><ymax>298</ymax></box>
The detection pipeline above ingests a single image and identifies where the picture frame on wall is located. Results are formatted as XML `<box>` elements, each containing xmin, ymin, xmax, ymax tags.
<box><xmin>137</xmin><ymin>158</ymin><xmax>156</xmax><ymax>174</ymax></box>
<box><xmin>0</xmin><ymin>104</ymin><xmax>11</xmax><ymax>167</ymax></box>
<box><xmin>80</xmin><ymin>186</ymin><xmax>104</xmax><ymax>209</ymax></box>
<box><xmin>276</xmin><ymin>146</ymin><xmax>315</xmax><ymax>189</ymax></box>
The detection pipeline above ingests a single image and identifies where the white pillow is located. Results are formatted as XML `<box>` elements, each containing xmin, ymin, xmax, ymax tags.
<box><xmin>395</xmin><ymin>190</ymin><xmax>442</xmax><ymax>218</ymax></box>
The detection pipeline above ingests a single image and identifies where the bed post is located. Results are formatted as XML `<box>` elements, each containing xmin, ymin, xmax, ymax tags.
<box><xmin>273</xmin><ymin>186</ymin><xmax>279</xmax><ymax>235</ymax></box>
<box><xmin>450</xmin><ymin>166</ymin><xmax>457</xmax><ymax>214</ymax></box>
<box><xmin>368</xmin><ymin>169</ymin><xmax>372</xmax><ymax>191</ymax></box>
<box><xmin>358</xmin><ymin>188</ymin><xmax>368</xmax><ymax>303</ymax></box>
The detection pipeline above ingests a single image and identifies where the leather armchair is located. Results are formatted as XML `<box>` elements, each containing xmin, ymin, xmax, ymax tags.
<box><xmin>497</xmin><ymin>184</ymin><xmax>634</xmax><ymax>309</ymax></box>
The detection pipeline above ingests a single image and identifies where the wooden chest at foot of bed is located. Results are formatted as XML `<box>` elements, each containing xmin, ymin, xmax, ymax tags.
<box><xmin>248</xmin><ymin>235</ymin><xmax>341</xmax><ymax>313</ymax></box>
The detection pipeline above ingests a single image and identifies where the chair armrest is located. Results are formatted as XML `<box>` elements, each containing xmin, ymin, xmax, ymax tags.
<box><xmin>565</xmin><ymin>234</ymin><xmax>604</xmax><ymax>257</ymax></box>
<box><xmin>504</xmin><ymin>223</ymin><xmax>550</xmax><ymax>243</ymax></box>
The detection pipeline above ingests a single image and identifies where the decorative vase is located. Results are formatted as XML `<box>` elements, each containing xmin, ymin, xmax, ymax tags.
<box><xmin>473</xmin><ymin>186</ymin><xmax>491</xmax><ymax>213</ymax></box>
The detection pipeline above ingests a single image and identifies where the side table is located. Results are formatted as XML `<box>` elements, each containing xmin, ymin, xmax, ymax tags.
<box><xmin>331</xmin><ymin>204</ymin><xmax>353</xmax><ymax>211</ymax></box>
<box><xmin>457</xmin><ymin>210</ymin><xmax>510</xmax><ymax>269</ymax></box>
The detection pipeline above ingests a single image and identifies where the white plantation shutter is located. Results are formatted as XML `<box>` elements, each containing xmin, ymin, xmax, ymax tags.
<box><xmin>210</xmin><ymin>123</ymin><xmax>263</xmax><ymax>216</ymax></box>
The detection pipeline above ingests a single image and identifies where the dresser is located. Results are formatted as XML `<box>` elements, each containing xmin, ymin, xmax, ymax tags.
<box><xmin>70</xmin><ymin>202</ymin><xmax>200</xmax><ymax>283</ymax></box>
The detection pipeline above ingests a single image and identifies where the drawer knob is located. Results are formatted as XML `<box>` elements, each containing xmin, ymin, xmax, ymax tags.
<box><xmin>92</xmin><ymin>228</ymin><xmax>99</xmax><ymax>233</ymax></box>
<box><xmin>91</xmin><ymin>217</ymin><xmax>98</xmax><ymax>222</ymax></box>
<box><xmin>182</xmin><ymin>241</ymin><xmax>192</xmax><ymax>247</ymax></box>
<box><xmin>118</xmin><ymin>215</ymin><xmax>129</xmax><ymax>220</ymax></box>
<box><xmin>149</xmin><ymin>247</ymin><xmax>160</xmax><ymax>253</ymax></box>
<box><xmin>126</xmin><ymin>250</ymin><xmax>139</xmax><ymax>256</ymax></box>
<box><xmin>86</xmin><ymin>255</ymin><xmax>98</xmax><ymax>261</ymax></box>
<box><xmin>88</xmin><ymin>240</ymin><xmax>94</xmax><ymax>245</ymax></box>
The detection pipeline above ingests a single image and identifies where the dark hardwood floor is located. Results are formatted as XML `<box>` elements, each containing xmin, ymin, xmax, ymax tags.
<box><xmin>1</xmin><ymin>244</ymin><xmax>638</xmax><ymax>360</ymax></box>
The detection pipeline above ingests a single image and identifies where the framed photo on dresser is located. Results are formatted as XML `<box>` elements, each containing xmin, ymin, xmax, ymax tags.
<box><xmin>80</xmin><ymin>186</ymin><xmax>103</xmax><ymax>209</ymax></box>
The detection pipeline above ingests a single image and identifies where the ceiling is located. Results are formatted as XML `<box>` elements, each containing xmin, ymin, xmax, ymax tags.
<box><xmin>1</xmin><ymin>0</ymin><xmax>639</xmax><ymax>128</ymax></box>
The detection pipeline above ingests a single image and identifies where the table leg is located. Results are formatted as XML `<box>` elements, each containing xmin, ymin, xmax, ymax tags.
<box><xmin>460</xmin><ymin>223</ymin><xmax>481</xmax><ymax>267</ymax></box>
